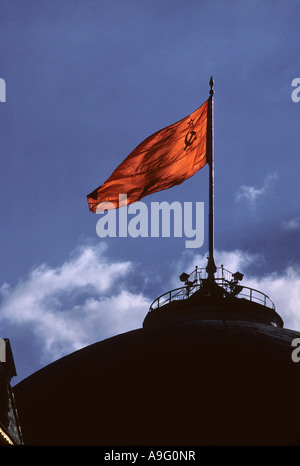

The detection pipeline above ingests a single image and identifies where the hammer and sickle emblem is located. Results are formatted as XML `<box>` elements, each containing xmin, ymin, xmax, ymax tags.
<box><xmin>184</xmin><ymin>119</ymin><xmax>197</xmax><ymax>150</ymax></box>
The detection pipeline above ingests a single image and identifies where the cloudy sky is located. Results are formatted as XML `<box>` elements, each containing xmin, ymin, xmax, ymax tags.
<box><xmin>0</xmin><ymin>0</ymin><xmax>299</xmax><ymax>384</ymax></box>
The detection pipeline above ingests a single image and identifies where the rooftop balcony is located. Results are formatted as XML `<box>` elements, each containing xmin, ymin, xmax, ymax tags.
<box><xmin>150</xmin><ymin>266</ymin><xmax>275</xmax><ymax>311</ymax></box>
<box><xmin>144</xmin><ymin>266</ymin><xmax>283</xmax><ymax>329</ymax></box>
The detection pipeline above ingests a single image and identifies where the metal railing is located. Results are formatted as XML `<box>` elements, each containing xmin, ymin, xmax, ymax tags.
<box><xmin>150</xmin><ymin>266</ymin><xmax>275</xmax><ymax>312</ymax></box>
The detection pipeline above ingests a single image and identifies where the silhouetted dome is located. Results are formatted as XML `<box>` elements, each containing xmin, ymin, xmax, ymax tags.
<box><xmin>13</xmin><ymin>267</ymin><xmax>300</xmax><ymax>446</ymax></box>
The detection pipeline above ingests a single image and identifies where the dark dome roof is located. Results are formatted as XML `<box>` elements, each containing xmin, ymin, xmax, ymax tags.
<box><xmin>13</xmin><ymin>306</ymin><xmax>300</xmax><ymax>445</ymax></box>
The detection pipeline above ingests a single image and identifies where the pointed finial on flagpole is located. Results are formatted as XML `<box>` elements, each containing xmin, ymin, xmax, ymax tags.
<box><xmin>209</xmin><ymin>76</ymin><xmax>215</xmax><ymax>96</ymax></box>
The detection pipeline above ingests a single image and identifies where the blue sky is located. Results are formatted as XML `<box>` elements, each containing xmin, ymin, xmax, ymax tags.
<box><xmin>0</xmin><ymin>0</ymin><xmax>300</xmax><ymax>384</ymax></box>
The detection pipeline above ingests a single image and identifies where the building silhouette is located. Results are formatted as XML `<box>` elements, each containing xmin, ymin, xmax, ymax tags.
<box><xmin>12</xmin><ymin>264</ymin><xmax>300</xmax><ymax>445</ymax></box>
<box><xmin>0</xmin><ymin>339</ymin><xmax>23</xmax><ymax>445</ymax></box>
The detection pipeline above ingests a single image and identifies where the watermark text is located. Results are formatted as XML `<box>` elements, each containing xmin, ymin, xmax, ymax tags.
<box><xmin>0</xmin><ymin>339</ymin><xmax>6</xmax><ymax>362</ymax></box>
<box><xmin>291</xmin><ymin>78</ymin><xmax>300</xmax><ymax>103</ymax></box>
<box><xmin>0</xmin><ymin>78</ymin><xmax>6</xmax><ymax>102</ymax></box>
<box><xmin>96</xmin><ymin>195</ymin><xmax>204</xmax><ymax>249</ymax></box>
<box><xmin>291</xmin><ymin>338</ymin><xmax>300</xmax><ymax>363</ymax></box>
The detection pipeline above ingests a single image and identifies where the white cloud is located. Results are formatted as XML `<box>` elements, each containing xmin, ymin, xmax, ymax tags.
<box><xmin>169</xmin><ymin>249</ymin><xmax>260</xmax><ymax>288</ymax></box>
<box><xmin>236</xmin><ymin>172</ymin><xmax>278</xmax><ymax>206</ymax></box>
<box><xmin>0</xmin><ymin>244</ymin><xmax>149</xmax><ymax>365</ymax></box>
<box><xmin>245</xmin><ymin>267</ymin><xmax>300</xmax><ymax>331</ymax></box>
<box><xmin>282</xmin><ymin>217</ymin><xmax>300</xmax><ymax>231</ymax></box>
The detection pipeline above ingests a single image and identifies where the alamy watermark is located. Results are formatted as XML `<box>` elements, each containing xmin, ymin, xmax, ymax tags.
<box><xmin>0</xmin><ymin>339</ymin><xmax>6</xmax><ymax>362</ymax></box>
<box><xmin>95</xmin><ymin>194</ymin><xmax>204</xmax><ymax>248</ymax></box>
<box><xmin>291</xmin><ymin>78</ymin><xmax>300</xmax><ymax>103</ymax></box>
<box><xmin>0</xmin><ymin>78</ymin><xmax>6</xmax><ymax>102</ymax></box>
<box><xmin>291</xmin><ymin>338</ymin><xmax>300</xmax><ymax>363</ymax></box>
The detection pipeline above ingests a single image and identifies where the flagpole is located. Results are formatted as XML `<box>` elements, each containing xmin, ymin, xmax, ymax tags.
<box><xmin>206</xmin><ymin>76</ymin><xmax>217</xmax><ymax>281</ymax></box>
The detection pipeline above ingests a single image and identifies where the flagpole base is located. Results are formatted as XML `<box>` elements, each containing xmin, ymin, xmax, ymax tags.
<box><xmin>206</xmin><ymin>256</ymin><xmax>217</xmax><ymax>281</ymax></box>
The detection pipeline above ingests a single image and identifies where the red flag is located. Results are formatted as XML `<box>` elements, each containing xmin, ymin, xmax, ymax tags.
<box><xmin>87</xmin><ymin>99</ymin><xmax>208</xmax><ymax>212</ymax></box>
